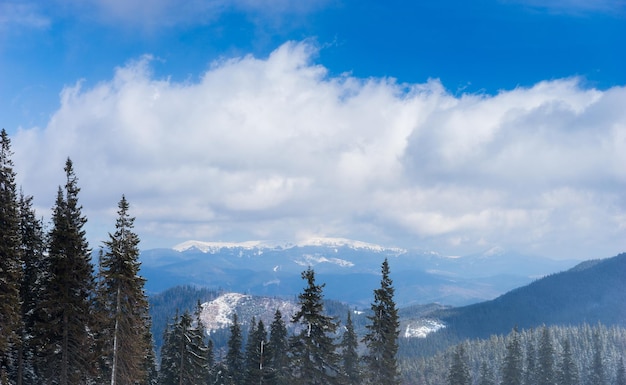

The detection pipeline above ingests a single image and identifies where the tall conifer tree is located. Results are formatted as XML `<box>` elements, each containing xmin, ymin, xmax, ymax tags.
<box><xmin>448</xmin><ymin>344</ymin><xmax>471</xmax><ymax>385</ymax></box>
<box><xmin>98</xmin><ymin>195</ymin><xmax>154</xmax><ymax>385</ymax></box>
<box><xmin>36</xmin><ymin>158</ymin><xmax>96</xmax><ymax>385</ymax></box>
<box><xmin>158</xmin><ymin>310</ymin><xmax>208</xmax><ymax>385</ymax></box>
<box><xmin>266</xmin><ymin>310</ymin><xmax>289</xmax><ymax>385</ymax></box>
<box><xmin>289</xmin><ymin>268</ymin><xmax>340</xmax><ymax>385</ymax></box>
<box><xmin>16</xmin><ymin>192</ymin><xmax>47</xmax><ymax>385</ymax></box>
<box><xmin>501</xmin><ymin>328</ymin><xmax>523</xmax><ymax>385</ymax></box>
<box><xmin>589</xmin><ymin>329</ymin><xmax>606</xmax><ymax>385</ymax></box>
<box><xmin>0</xmin><ymin>129</ymin><xmax>22</xmax><ymax>382</ymax></box>
<box><xmin>556</xmin><ymin>338</ymin><xmax>579</xmax><ymax>385</ymax></box>
<box><xmin>244</xmin><ymin>318</ymin><xmax>267</xmax><ymax>385</ymax></box>
<box><xmin>225</xmin><ymin>313</ymin><xmax>244</xmax><ymax>385</ymax></box>
<box><xmin>340</xmin><ymin>312</ymin><xmax>361</xmax><ymax>385</ymax></box>
<box><xmin>362</xmin><ymin>258</ymin><xmax>400</xmax><ymax>385</ymax></box>
<box><xmin>537</xmin><ymin>326</ymin><xmax>555</xmax><ymax>385</ymax></box>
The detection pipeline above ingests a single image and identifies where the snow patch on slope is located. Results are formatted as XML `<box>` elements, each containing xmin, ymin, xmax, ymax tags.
<box><xmin>199</xmin><ymin>292</ymin><xmax>299</xmax><ymax>333</ymax></box>
<box><xmin>404</xmin><ymin>319</ymin><xmax>446</xmax><ymax>338</ymax></box>
<box><xmin>294</xmin><ymin>254</ymin><xmax>355</xmax><ymax>267</ymax></box>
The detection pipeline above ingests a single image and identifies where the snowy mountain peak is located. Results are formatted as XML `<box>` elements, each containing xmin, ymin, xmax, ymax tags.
<box><xmin>173</xmin><ymin>237</ymin><xmax>406</xmax><ymax>254</ymax></box>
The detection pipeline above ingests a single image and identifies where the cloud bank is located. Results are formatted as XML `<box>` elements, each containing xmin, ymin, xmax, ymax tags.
<box><xmin>12</xmin><ymin>41</ymin><xmax>626</xmax><ymax>259</ymax></box>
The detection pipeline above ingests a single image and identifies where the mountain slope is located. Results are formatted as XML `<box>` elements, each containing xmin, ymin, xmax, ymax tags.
<box><xmin>432</xmin><ymin>252</ymin><xmax>626</xmax><ymax>339</ymax></box>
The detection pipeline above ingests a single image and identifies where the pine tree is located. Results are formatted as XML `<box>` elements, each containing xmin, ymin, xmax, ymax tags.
<box><xmin>501</xmin><ymin>328</ymin><xmax>523</xmax><ymax>385</ymax></box>
<box><xmin>266</xmin><ymin>309</ymin><xmax>289</xmax><ymax>385</ymax></box>
<box><xmin>225</xmin><ymin>313</ymin><xmax>244</xmax><ymax>385</ymax></box>
<box><xmin>16</xmin><ymin>192</ymin><xmax>47</xmax><ymax>385</ymax></box>
<box><xmin>537</xmin><ymin>326</ymin><xmax>555</xmax><ymax>385</ymax></box>
<box><xmin>362</xmin><ymin>258</ymin><xmax>400</xmax><ymax>385</ymax></box>
<box><xmin>339</xmin><ymin>312</ymin><xmax>361</xmax><ymax>385</ymax></box>
<box><xmin>36</xmin><ymin>158</ymin><xmax>96</xmax><ymax>385</ymax></box>
<box><xmin>158</xmin><ymin>310</ymin><xmax>209</xmax><ymax>385</ymax></box>
<box><xmin>556</xmin><ymin>338</ymin><xmax>579</xmax><ymax>385</ymax></box>
<box><xmin>97</xmin><ymin>195</ymin><xmax>155</xmax><ymax>385</ymax></box>
<box><xmin>0</xmin><ymin>128</ymin><xmax>22</xmax><ymax>382</ymax></box>
<box><xmin>289</xmin><ymin>267</ymin><xmax>340</xmax><ymax>385</ymax></box>
<box><xmin>244</xmin><ymin>318</ymin><xmax>267</xmax><ymax>385</ymax></box>
<box><xmin>478</xmin><ymin>361</ymin><xmax>496</xmax><ymax>385</ymax></box>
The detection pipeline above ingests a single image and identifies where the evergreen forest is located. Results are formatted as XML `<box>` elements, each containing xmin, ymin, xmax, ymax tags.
<box><xmin>1</xmin><ymin>128</ymin><xmax>625</xmax><ymax>385</ymax></box>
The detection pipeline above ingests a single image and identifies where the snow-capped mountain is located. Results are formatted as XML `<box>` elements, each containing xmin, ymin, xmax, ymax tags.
<box><xmin>140</xmin><ymin>237</ymin><xmax>576</xmax><ymax>307</ymax></box>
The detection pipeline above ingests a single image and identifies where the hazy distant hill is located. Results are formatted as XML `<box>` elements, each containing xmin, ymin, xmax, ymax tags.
<box><xmin>139</xmin><ymin>238</ymin><xmax>575</xmax><ymax>307</ymax></box>
<box><xmin>430</xmin><ymin>252</ymin><xmax>626</xmax><ymax>340</ymax></box>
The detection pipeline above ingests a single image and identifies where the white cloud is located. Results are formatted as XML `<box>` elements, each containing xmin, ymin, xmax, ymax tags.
<box><xmin>57</xmin><ymin>0</ymin><xmax>330</xmax><ymax>28</ymax></box>
<box><xmin>502</xmin><ymin>0</ymin><xmax>626</xmax><ymax>15</ymax></box>
<box><xmin>0</xmin><ymin>2</ymin><xmax>50</xmax><ymax>30</ymax></box>
<box><xmin>12</xmin><ymin>41</ymin><xmax>626</xmax><ymax>259</ymax></box>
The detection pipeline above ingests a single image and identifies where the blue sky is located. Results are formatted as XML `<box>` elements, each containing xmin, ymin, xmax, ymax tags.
<box><xmin>1</xmin><ymin>0</ymin><xmax>625</xmax><ymax>259</ymax></box>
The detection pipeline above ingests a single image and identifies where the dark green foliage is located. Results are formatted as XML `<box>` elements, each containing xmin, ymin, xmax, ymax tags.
<box><xmin>225</xmin><ymin>313</ymin><xmax>244</xmax><ymax>385</ymax></box>
<box><xmin>447</xmin><ymin>343</ymin><xmax>471</xmax><ymax>385</ymax></box>
<box><xmin>265</xmin><ymin>309</ymin><xmax>290</xmax><ymax>385</ymax></box>
<box><xmin>501</xmin><ymin>328</ymin><xmax>523</xmax><ymax>385</ymax></box>
<box><xmin>35</xmin><ymin>159</ymin><xmax>96</xmax><ymax>385</ymax></box>
<box><xmin>556</xmin><ymin>338</ymin><xmax>578</xmax><ymax>385</ymax></box>
<box><xmin>149</xmin><ymin>285</ymin><xmax>220</xmax><ymax>360</ymax></box>
<box><xmin>340</xmin><ymin>312</ymin><xmax>361</xmax><ymax>385</ymax></box>
<box><xmin>363</xmin><ymin>258</ymin><xmax>400</xmax><ymax>385</ymax></box>
<box><xmin>243</xmin><ymin>318</ymin><xmax>267</xmax><ymax>385</ymax></box>
<box><xmin>15</xmin><ymin>192</ymin><xmax>47</xmax><ymax>385</ymax></box>
<box><xmin>537</xmin><ymin>326</ymin><xmax>555</xmax><ymax>385</ymax></box>
<box><xmin>0</xmin><ymin>128</ymin><xmax>22</xmax><ymax>380</ymax></box>
<box><xmin>158</xmin><ymin>310</ymin><xmax>209</xmax><ymax>385</ymax></box>
<box><xmin>97</xmin><ymin>196</ymin><xmax>154</xmax><ymax>385</ymax></box>
<box><xmin>289</xmin><ymin>267</ymin><xmax>340</xmax><ymax>385</ymax></box>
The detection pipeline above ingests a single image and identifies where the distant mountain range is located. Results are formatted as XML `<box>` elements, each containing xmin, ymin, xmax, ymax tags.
<box><xmin>147</xmin><ymin>251</ymin><xmax>626</xmax><ymax>360</ymax></box>
<box><xmin>139</xmin><ymin>237</ymin><xmax>576</xmax><ymax>307</ymax></box>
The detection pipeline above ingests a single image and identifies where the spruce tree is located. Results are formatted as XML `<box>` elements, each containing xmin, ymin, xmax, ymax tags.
<box><xmin>501</xmin><ymin>328</ymin><xmax>523</xmax><ymax>385</ymax></box>
<box><xmin>589</xmin><ymin>329</ymin><xmax>606</xmax><ymax>385</ymax></box>
<box><xmin>522</xmin><ymin>338</ymin><xmax>536</xmax><ymax>385</ymax></box>
<box><xmin>225</xmin><ymin>313</ymin><xmax>244</xmax><ymax>385</ymax></box>
<box><xmin>289</xmin><ymin>267</ymin><xmax>340</xmax><ymax>385</ymax></box>
<box><xmin>362</xmin><ymin>258</ymin><xmax>400</xmax><ymax>385</ymax></box>
<box><xmin>447</xmin><ymin>343</ymin><xmax>471</xmax><ymax>385</ymax></box>
<box><xmin>537</xmin><ymin>326</ymin><xmax>555</xmax><ymax>385</ymax></box>
<box><xmin>98</xmin><ymin>195</ymin><xmax>154</xmax><ymax>385</ymax></box>
<box><xmin>36</xmin><ymin>158</ymin><xmax>96</xmax><ymax>385</ymax></box>
<box><xmin>0</xmin><ymin>128</ymin><xmax>22</xmax><ymax>382</ymax></box>
<box><xmin>244</xmin><ymin>318</ymin><xmax>267</xmax><ymax>385</ymax></box>
<box><xmin>16</xmin><ymin>192</ymin><xmax>47</xmax><ymax>385</ymax></box>
<box><xmin>339</xmin><ymin>312</ymin><xmax>361</xmax><ymax>385</ymax></box>
<box><xmin>556</xmin><ymin>338</ymin><xmax>579</xmax><ymax>385</ymax></box>
<box><xmin>266</xmin><ymin>309</ymin><xmax>289</xmax><ymax>385</ymax></box>
<box><xmin>158</xmin><ymin>310</ymin><xmax>209</xmax><ymax>385</ymax></box>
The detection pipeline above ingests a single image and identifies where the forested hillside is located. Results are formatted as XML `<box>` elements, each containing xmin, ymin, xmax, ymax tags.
<box><xmin>431</xmin><ymin>253</ymin><xmax>626</xmax><ymax>339</ymax></box>
<box><xmin>401</xmin><ymin>324</ymin><xmax>626</xmax><ymax>385</ymax></box>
